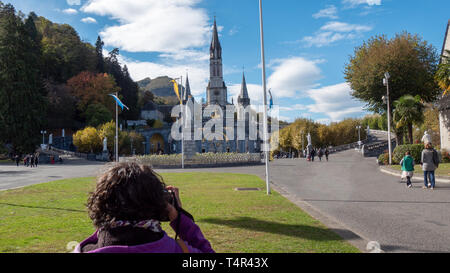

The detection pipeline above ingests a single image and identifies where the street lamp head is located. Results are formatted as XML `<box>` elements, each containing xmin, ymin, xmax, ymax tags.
<box><xmin>384</xmin><ymin>72</ymin><xmax>390</xmax><ymax>80</ymax></box>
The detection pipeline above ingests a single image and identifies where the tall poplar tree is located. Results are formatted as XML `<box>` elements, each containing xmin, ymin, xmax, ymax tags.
<box><xmin>0</xmin><ymin>3</ymin><xmax>47</xmax><ymax>154</ymax></box>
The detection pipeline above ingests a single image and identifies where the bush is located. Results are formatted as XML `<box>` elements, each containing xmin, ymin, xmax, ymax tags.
<box><xmin>393</xmin><ymin>144</ymin><xmax>424</xmax><ymax>165</ymax></box>
<box><xmin>378</xmin><ymin>153</ymin><xmax>389</xmax><ymax>165</ymax></box>
<box><xmin>440</xmin><ymin>149</ymin><xmax>450</xmax><ymax>163</ymax></box>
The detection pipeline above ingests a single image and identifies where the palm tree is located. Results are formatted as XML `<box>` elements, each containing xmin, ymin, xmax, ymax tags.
<box><xmin>393</xmin><ymin>95</ymin><xmax>425</xmax><ymax>144</ymax></box>
<box><xmin>435</xmin><ymin>50</ymin><xmax>450</xmax><ymax>96</ymax></box>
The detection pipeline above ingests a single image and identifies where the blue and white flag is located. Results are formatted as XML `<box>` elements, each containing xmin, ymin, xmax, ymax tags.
<box><xmin>268</xmin><ymin>89</ymin><xmax>273</xmax><ymax>109</ymax></box>
<box><xmin>109</xmin><ymin>94</ymin><xmax>130</xmax><ymax>111</ymax></box>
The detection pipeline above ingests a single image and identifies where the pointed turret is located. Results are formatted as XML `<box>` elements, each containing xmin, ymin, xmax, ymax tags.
<box><xmin>210</xmin><ymin>17</ymin><xmax>222</xmax><ymax>59</ymax></box>
<box><xmin>238</xmin><ymin>72</ymin><xmax>250</xmax><ymax>107</ymax></box>
<box><xmin>183</xmin><ymin>73</ymin><xmax>192</xmax><ymax>102</ymax></box>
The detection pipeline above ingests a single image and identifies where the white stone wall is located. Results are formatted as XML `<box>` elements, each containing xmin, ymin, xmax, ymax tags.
<box><xmin>440</xmin><ymin>111</ymin><xmax>450</xmax><ymax>150</ymax></box>
<box><xmin>439</xmin><ymin>22</ymin><xmax>450</xmax><ymax>150</ymax></box>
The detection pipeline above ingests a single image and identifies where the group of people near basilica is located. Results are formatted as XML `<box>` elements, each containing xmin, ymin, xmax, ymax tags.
<box><xmin>306</xmin><ymin>147</ymin><xmax>330</xmax><ymax>162</ymax></box>
<box><xmin>14</xmin><ymin>153</ymin><xmax>39</xmax><ymax>168</ymax></box>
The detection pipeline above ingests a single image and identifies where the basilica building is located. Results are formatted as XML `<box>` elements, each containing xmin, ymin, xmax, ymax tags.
<box><xmin>172</xmin><ymin>19</ymin><xmax>261</xmax><ymax>155</ymax></box>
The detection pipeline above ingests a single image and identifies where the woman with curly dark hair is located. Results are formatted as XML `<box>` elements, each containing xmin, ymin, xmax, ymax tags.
<box><xmin>74</xmin><ymin>162</ymin><xmax>214</xmax><ymax>253</ymax></box>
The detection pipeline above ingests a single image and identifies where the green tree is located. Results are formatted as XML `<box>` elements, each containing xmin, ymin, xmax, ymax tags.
<box><xmin>345</xmin><ymin>32</ymin><xmax>439</xmax><ymax>145</ymax></box>
<box><xmin>84</xmin><ymin>103</ymin><xmax>113</xmax><ymax>128</ymax></box>
<box><xmin>95</xmin><ymin>36</ymin><xmax>104</xmax><ymax>73</ymax></box>
<box><xmin>393</xmin><ymin>95</ymin><xmax>425</xmax><ymax>144</ymax></box>
<box><xmin>0</xmin><ymin>5</ymin><xmax>47</xmax><ymax>154</ymax></box>
<box><xmin>345</xmin><ymin>32</ymin><xmax>440</xmax><ymax>113</ymax></box>
<box><xmin>435</xmin><ymin>50</ymin><xmax>450</xmax><ymax>96</ymax></box>
<box><xmin>34</xmin><ymin>16</ymin><xmax>96</xmax><ymax>82</ymax></box>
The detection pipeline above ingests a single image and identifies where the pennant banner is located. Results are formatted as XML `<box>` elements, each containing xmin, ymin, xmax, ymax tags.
<box><xmin>109</xmin><ymin>94</ymin><xmax>130</xmax><ymax>111</ymax></box>
<box><xmin>171</xmin><ymin>80</ymin><xmax>182</xmax><ymax>103</ymax></box>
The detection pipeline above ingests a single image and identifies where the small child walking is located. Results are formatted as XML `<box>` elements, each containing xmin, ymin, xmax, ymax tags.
<box><xmin>400</xmin><ymin>151</ymin><xmax>415</xmax><ymax>188</ymax></box>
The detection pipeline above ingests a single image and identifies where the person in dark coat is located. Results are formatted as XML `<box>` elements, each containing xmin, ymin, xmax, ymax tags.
<box><xmin>318</xmin><ymin>149</ymin><xmax>323</xmax><ymax>161</ymax></box>
<box><xmin>15</xmin><ymin>154</ymin><xmax>20</xmax><ymax>167</ymax></box>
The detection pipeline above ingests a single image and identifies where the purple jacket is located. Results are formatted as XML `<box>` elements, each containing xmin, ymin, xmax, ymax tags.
<box><xmin>74</xmin><ymin>214</ymin><xmax>215</xmax><ymax>253</ymax></box>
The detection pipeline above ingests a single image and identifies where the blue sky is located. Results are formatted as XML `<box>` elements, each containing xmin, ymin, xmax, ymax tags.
<box><xmin>6</xmin><ymin>0</ymin><xmax>450</xmax><ymax>123</ymax></box>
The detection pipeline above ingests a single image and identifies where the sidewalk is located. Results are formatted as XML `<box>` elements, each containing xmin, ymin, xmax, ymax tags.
<box><xmin>379</xmin><ymin>166</ymin><xmax>450</xmax><ymax>184</ymax></box>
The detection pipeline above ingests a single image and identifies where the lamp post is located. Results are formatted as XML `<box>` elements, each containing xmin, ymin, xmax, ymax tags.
<box><xmin>259</xmin><ymin>0</ymin><xmax>271</xmax><ymax>195</ymax></box>
<box><xmin>356</xmin><ymin>126</ymin><xmax>362</xmax><ymax>149</ymax></box>
<box><xmin>40</xmin><ymin>130</ymin><xmax>47</xmax><ymax>146</ymax></box>
<box><xmin>383</xmin><ymin>72</ymin><xmax>392</xmax><ymax>165</ymax></box>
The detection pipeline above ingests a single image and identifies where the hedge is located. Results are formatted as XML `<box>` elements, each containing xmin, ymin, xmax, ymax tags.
<box><xmin>393</xmin><ymin>144</ymin><xmax>424</xmax><ymax>165</ymax></box>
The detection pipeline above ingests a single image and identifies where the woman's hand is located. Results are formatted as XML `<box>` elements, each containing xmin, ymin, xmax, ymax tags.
<box><xmin>166</xmin><ymin>186</ymin><xmax>182</xmax><ymax>222</ymax></box>
<box><xmin>166</xmin><ymin>186</ymin><xmax>182</xmax><ymax>208</ymax></box>
<box><xmin>167</xmin><ymin>203</ymin><xmax>178</xmax><ymax>222</ymax></box>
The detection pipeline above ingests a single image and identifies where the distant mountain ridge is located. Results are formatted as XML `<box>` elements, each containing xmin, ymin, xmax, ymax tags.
<box><xmin>138</xmin><ymin>76</ymin><xmax>180</xmax><ymax>98</ymax></box>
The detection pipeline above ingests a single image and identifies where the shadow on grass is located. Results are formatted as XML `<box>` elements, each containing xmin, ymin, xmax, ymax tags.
<box><xmin>200</xmin><ymin>217</ymin><xmax>358</xmax><ymax>241</ymax></box>
<box><xmin>0</xmin><ymin>202</ymin><xmax>85</xmax><ymax>213</ymax></box>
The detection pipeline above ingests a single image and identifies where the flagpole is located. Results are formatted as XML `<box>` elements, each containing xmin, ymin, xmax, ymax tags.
<box><xmin>259</xmin><ymin>0</ymin><xmax>271</xmax><ymax>195</ymax></box>
<box><xmin>115</xmin><ymin>91</ymin><xmax>119</xmax><ymax>162</ymax></box>
<box><xmin>181</xmin><ymin>76</ymin><xmax>185</xmax><ymax>169</ymax></box>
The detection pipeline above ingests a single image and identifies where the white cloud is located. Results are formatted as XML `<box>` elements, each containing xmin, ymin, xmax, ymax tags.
<box><xmin>303</xmin><ymin>21</ymin><xmax>372</xmax><ymax>47</ymax></box>
<box><xmin>342</xmin><ymin>0</ymin><xmax>382</xmax><ymax>7</ymax></box>
<box><xmin>320</xmin><ymin>21</ymin><xmax>372</xmax><ymax>32</ymax></box>
<box><xmin>279</xmin><ymin>104</ymin><xmax>308</xmax><ymax>112</ymax></box>
<box><xmin>313</xmin><ymin>5</ymin><xmax>338</xmax><ymax>19</ymax></box>
<box><xmin>62</xmin><ymin>8</ymin><xmax>78</xmax><ymax>15</ymax></box>
<box><xmin>267</xmin><ymin>57</ymin><xmax>323</xmax><ymax>98</ymax></box>
<box><xmin>67</xmin><ymin>0</ymin><xmax>81</xmax><ymax>5</ymax></box>
<box><xmin>306</xmin><ymin>83</ymin><xmax>366</xmax><ymax>121</ymax></box>
<box><xmin>81</xmin><ymin>0</ymin><xmax>210</xmax><ymax>58</ymax></box>
<box><xmin>81</xmin><ymin>17</ymin><xmax>97</xmax><ymax>24</ymax></box>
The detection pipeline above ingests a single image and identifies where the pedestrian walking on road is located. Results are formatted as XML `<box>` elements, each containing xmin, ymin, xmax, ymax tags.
<box><xmin>325</xmin><ymin>148</ymin><xmax>329</xmax><ymax>162</ymax></box>
<box><xmin>30</xmin><ymin>154</ymin><xmax>35</xmax><ymax>168</ymax></box>
<box><xmin>421</xmin><ymin>143</ymin><xmax>440</xmax><ymax>190</ymax></box>
<box><xmin>15</xmin><ymin>154</ymin><xmax>20</xmax><ymax>167</ymax></box>
<box><xmin>400</xmin><ymin>151</ymin><xmax>415</xmax><ymax>188</ymax></box>
<box><xmin>34</xmin><ymin>154</ymin><xmax>39</xmax><ymax>168</ymax></box>
<box><xmin>318</xmin><ymin>149</ymin><xmax>323</xmax><ymax>162</ymax></box>
<box><xmin>311</xmin><ymin>149</ymin><xmax>316</xmax><ymax>162</ymax></box>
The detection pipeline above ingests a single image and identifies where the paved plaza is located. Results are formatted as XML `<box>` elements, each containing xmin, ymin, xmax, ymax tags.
<box><xmin>2</xmin><ymin>150</ymin><xmax>450</xmax><ymax>252</ymax></box>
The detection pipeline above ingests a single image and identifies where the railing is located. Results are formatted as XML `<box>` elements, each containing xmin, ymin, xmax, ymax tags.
<box><xmin>49</xmin><ymin>146</ymin><xmax>89</xmax><ymax>159</ymax></box>
<box><xmin>329</xmin><ymin>139</ymin><xmax>369</xmax><ymax>153</ymax></box>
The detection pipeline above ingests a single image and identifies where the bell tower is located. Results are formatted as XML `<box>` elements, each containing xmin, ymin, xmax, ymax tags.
<box><xmin>207</xmin><ymin>18</ymin><xmax>228</xmax><ymax>107</ymax></box>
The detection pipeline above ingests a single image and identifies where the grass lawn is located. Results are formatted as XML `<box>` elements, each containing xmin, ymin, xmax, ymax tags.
<box><xmin>0</xmin><ymin>173</ymin><xmax>359</xmax><ymax>253</ymax></box>
<box><xmin>387</xmin><ymin>163</ymin><xmax>450</xmax><ymax>177</ymax></box>
<box><xmin>0</xmin><ymin>159</ymin><xmax>12</xmax><ymax>165</ymax></box>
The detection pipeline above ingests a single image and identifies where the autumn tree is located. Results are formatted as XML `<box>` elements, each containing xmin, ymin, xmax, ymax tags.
<box><xmin>73</xmin><ymin>126</ymin><xmax>102</xmax><ymax>153</ymax></box>
<box><xmin>67</xmin><ymin>71</ymin><xmax>120</xmax><ymax>117</ymax></box>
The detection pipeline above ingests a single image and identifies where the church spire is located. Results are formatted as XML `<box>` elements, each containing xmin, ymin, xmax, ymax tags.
<box><xmin>210</xmin><ymin>17</ymin><xmax>222</xmax><ymax>59</ymax></box>
<box><xmin>183</xmin><ymin>73</ymin><xmax>192</xmax><ymax>102</ymax></box>
<box><xmin>238</xmin><ymin>72</ymin><xmax>250</xmax><ymax>107</ymax></box>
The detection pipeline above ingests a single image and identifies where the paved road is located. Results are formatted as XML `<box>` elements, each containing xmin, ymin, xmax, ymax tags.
<box><xmin>0</xmin><ymin>159</ymin><xmax>104</xmax><ymax>191</ymax></box>
<box><xmin>157</xmin><ymin>150</ymin><xmax>450</xmax><ymax>253</ymax></box>
<box><xmin>2</xmin><ymin>150</ymin><xmax>450</xmax><ymax>252</ymax></box>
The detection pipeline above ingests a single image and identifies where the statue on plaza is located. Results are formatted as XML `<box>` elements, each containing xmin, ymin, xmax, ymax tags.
<box><xmin>306</xmin><ymin>133</ymin><xmax>313</xmax><ymax>159</ymax></box>
<box><xmin>421</xmin><ymin>130</ymin><xmax>432</xmax><ymax>145</ymax></box>
<box><xmin>103</xmin><ymin>137</ymin><xmax>108</xmax><ymax>152</ymax></box>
